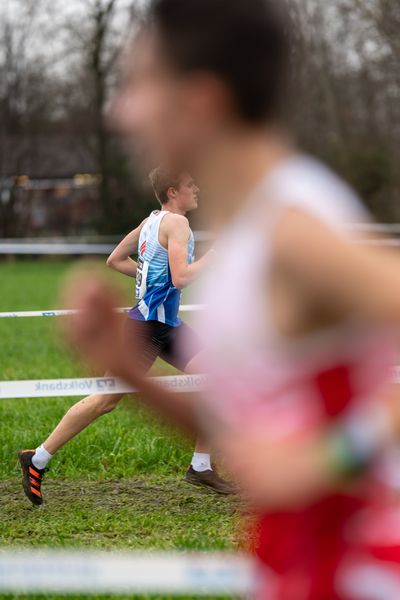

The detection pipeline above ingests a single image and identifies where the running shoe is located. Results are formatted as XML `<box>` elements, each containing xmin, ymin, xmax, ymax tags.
<box><xmin>185</xmin><ymin>466</ymin><xmax>237</xmax><ymax>495</ymax></box>
<box><xmin>19</xmin><ymin>450</ymin><xmax>47</xmax><ymax>506</ymax></box>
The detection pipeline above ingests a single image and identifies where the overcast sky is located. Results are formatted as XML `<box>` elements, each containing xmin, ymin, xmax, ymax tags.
<box><xmin>1</xmin><ymin>0</ymin><xmax>384</xmax><ymax>80</ymax></box>
<box><xmin>1</xmin><ymin>0</ymin><xmax>143</xmax><ymax>79</ymax></box>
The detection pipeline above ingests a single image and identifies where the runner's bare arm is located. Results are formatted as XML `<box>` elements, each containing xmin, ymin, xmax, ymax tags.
<box><xmin>272</xmin><ymin>210</ymin><xmax>400</xmax><ymax>481</ymax></box>
<box><xmin>165</xmin><ymin>214</ymin><xmax>214</xmax><ymax>289</ymax></box>
<box><xmin>106</xmin><ymin>219</ymin><xmax>148</xmax><ymax>277</ymax></box>
<box><xmin>276</xmin><ymin>208</ymin><xmax>400</xmax><ymax>328</ymax></box>
<box><xmin>216</xmin><ymin>212</ymin><xmax>400</xmax><ymax>506</ymax></box>
<box><xmin>213</xmin><ymin>218</ymin><xmax>400</xmax><ymax>504</ymax></box>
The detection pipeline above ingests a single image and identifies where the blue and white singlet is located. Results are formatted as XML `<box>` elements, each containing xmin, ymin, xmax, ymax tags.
<box><xmin>129</xmin><ymin>210</ymin><xmax>195</xmax><ymax>327</ymax></box>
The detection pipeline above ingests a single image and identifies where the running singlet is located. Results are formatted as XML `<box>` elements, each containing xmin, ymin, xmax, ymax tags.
<box><xmin>129</xmin><ymin>210</ymin><xmax>195</xmax><ymax>327</ymax></box>
<box><xmin>194</xmin><ymin>155</ymin><xmax>400</xmax><ymax>599</ymax></box>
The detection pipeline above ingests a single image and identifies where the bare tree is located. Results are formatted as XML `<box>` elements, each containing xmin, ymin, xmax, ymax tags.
<box><xmin>289</xmin><ymin>0</ymin><xmax>400</xmax><ymax>220</ymax></box>
<box><xmin>0</xmin><ymin>0</ymin><xmax>57</xmax><ymax>236</ymax></box>
<box><xmin>61</xmin><ymin>0</ymin><xmax>141</xmax><ymax>233</ymax></box>
<box><xmin>2</xmin><ymin>0</ymin><xmax>400</xmax><ymax>235</ymax></box>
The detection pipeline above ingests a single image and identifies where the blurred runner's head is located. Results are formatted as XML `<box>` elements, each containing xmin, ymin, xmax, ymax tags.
<box><xmin>112</xmin><ymin>0</ymin><xmax>289</xmax><ymax>174</ymax></box>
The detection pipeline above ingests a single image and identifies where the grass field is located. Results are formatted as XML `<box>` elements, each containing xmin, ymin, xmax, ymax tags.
<box><xmin>0</xmin><ymin>260</ymin><xmax>241</xmax><ymax>600</ymax></box>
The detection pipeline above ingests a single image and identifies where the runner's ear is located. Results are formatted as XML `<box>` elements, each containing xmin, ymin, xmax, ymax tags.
<box><xmin>167</xmin><ymin>186</ymin><xmax>178</xmax><ymax>199</ymax></box>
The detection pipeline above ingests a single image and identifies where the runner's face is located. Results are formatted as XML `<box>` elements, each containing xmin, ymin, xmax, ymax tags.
<box><xmin>175</xmin><ymin>175</ymin><xmax>199</xmax><ymax>212</ymax></box>
<box><xmin>111</xmin><ymin>31</ymin><xmax>221</xmax><ymax>174</ymax></box>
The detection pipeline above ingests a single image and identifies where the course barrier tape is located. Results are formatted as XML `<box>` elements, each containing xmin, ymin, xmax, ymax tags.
<box><xmin>0</xmin><ymin>242</ymin><xmax>116</xmax><ymax>255</ymax></box>
<box><xmin>0</xmin><ymin>304</ymin><xmax>204</xmax><ymax>319</ymax></box>
<box><xmin>0</xmin><ymin>551</ymin><xmax>255</xmax><ymax>595</ymax></box>
<box><xmin>0</xmin><ymin>374</ymin><xmax>209</xmax><ymax>400</ymax></box>
<box><xmin>1</xmin><ymin>369</ymin><xmax>400</xmax><ymax>400</ymax></box>
<box><xmin>0</xmin><ymin>232</ymin><xmax>213</xmax><ymax>254</ymax></box>
<box><xmin>0</xmin><ymin>231</ymin><xmax>399</xmax><ymax>255</ymax></box>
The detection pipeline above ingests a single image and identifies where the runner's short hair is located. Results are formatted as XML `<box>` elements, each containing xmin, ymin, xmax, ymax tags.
<box><xmin>149</xmin><ymin>167</ymin><xmax>183</xmax><ymax>205</ymax></box>
<box><xmin>148</xmin><ymin>0</ymin><xmax>289</xmax><ymax>124</ymax></box>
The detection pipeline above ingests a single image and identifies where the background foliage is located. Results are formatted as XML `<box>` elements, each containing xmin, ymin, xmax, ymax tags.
<box><xmin>1</xmin><ymin>0</ymin><xmax>399</xmax><ymax>235</ymax></box>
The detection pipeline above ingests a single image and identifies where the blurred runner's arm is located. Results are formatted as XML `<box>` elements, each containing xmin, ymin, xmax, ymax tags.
<box><xmin>106</xmin><ymin>219</ymin><xmax>148</xmax><ymax>277</ymax></box>
<box><xmin>165</xmin><ymin>214</ymin><xmax>214</xmax><ymax>289</ymax></box>
<box><xmin>242</xmin><ymin>208</ymin><xmax>400</xmax><ymax>504</ymax></box>
<box><xmin>217</xmin><ymin>387</ymin><xmax>400</xmax><ymax>509</ymax></box>
<box><xmin>277</xmin><ymin>208</ymin><xmax>400</xmax><ymax>327</ymax></box>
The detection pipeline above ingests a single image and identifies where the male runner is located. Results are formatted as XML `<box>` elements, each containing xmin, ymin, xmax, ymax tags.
<box><xmin>19</xmin><ymin>167</ymin><xmax>234</xmax><ymax>506</ymax></box>
<box><xmin>61</xmin><ymin>1</ymin><xmax>400</xmax><ymax>598</ymax></box>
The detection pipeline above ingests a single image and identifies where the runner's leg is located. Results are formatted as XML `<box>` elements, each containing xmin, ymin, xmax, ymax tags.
<box><xmin>184</xmin><ymin>352</ymin><xmax>212</xmax><ymax>469</ymax></box>
<box><xmin>160</xmin><ymin>322</ymin><xmax>236</xmax><ymax>494</ymax></box>
<box><xmin>40</xmin><ymin>385</ymin><xmax>124</xmax><ymax>457</ymax></box>
<box><xmin>19</xmin><ymin>318</ymin><xmax>161</xmax><ymax>504</ymax></box>
<box><xmin>18</xmin><ymin>385</ymin><xmax>125</xmax><ymax>505</ymax></box>
<box><xmin>35</xmin><ymin>319</ymin><xmax>162</xmax><ymax>460</ymax></box>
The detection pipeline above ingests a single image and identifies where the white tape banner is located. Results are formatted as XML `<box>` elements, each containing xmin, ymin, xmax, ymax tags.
<box><xmin>0</xmin><ymin>232</ymin><xmax>213</xmax><ymax>255</ymax></box>
<box><xmin>0</xmin><ymin>551</ymin><xmax>255</xmax><ymax>595</ymax></box>
<box><xmin>2</xmin><ymin>370</ymin><xmax>399</xmax><ymax>400</ymax></box>
<box><xmin>0</xmin><ymin>304</ymin><xmax>204</xmax><ymax>318</ymax></box>
<box><xmin>1</xmin><ymin>370</ymin><xmax>399</xmax><ymax>400</ymax></box>
<box><xmin>0</xmin><ymin>374</ymin><xmax>208</xmax><ymax>400</ymax></box>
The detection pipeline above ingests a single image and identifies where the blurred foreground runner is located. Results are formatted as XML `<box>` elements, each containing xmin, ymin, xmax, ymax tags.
<box><xmin>61</xmin><ymin>1</ymin><xmax>400</xmax><ymax>598</ymax></box>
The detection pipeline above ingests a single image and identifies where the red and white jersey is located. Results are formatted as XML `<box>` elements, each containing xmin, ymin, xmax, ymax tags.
<box><xmin>192</xmin><ymin>155</ymin><xmax>400</xmax><ymax>599</ymax></box>
<box><xmin>196</xmin><ymin>155</ymin><xmax>394</xmax><ymax>436</ymax></box>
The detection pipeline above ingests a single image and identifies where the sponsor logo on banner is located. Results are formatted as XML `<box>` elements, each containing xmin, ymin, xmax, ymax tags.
<box><xmin>153</xmin><ymin>375</ymin><xmax>208</xmax><ymax>390</ymax></box>
<box><xmin>96</xmin><ymin>378</ymin><xmax>117</xmax><ymax>391</ymax></box>
<box><xmin>34</xmin><ymin>379</ymin><xmax>96</xmax><ymax>393</ymax></box>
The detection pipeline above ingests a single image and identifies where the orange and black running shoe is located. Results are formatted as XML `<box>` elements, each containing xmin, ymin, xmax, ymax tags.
<box><xmin>18</xmin><ymin>450</ymin><xmax>47</xmax><ymax>506</ymax></box>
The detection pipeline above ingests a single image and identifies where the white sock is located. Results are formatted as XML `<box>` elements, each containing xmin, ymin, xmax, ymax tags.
<box><xmin>191</xmin><ymin>452</ymin><xmax>212</xmax><ymax>472</ymax></box>
<box><xmin>32</xmin><ymin>444</ymin><xmax>53</xmax><ymax>470</ymax></box>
